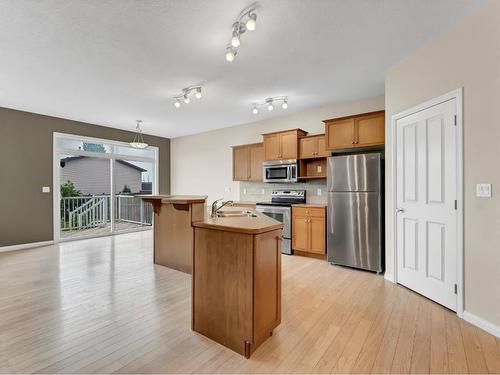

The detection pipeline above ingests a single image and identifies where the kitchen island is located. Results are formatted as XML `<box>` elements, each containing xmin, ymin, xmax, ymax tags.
<box><xmin>192</xmin><ymin>208</ymin><xmax>283</xmax><ymax>358</ymax></box>
<box><xmin>138</xmin><ymin>195</ymin><xmax>207</xmax><ymax>274</ymax></box>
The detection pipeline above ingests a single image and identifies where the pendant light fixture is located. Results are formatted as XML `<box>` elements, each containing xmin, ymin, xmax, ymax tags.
<box><xmin>130</xmin><ymin>120</ymin><xmax>148</xmax><ymax>149</ymax></box>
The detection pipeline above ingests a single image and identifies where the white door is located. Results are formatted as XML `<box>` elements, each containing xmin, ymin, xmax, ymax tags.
<box><xmin>396</xmin><ymin>98</ymin><xmax>458</xmax><ymax>311</ymax></box>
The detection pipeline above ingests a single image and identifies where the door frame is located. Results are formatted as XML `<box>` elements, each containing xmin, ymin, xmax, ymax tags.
<box><xmin>390</xmin><ymin>88</ymin><xmax>464</xmax><ymax>317</ymax></box>
<box><xmin>53</xmin><ymin>132</ymin><xmax>159</xmax><ymax>243</ymax></box>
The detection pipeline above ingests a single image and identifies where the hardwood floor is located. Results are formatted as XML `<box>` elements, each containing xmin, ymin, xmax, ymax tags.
<box><xmin>0</xmin><ymin>231</ymin><xmax>498</xmax><ymax>374</ymax></box>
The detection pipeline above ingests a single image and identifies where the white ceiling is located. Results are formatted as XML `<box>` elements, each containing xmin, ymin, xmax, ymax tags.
<box><xmin>0</xmin><ymin>0</ymin><xmax>485</xmax><ymax>138</ymax></box>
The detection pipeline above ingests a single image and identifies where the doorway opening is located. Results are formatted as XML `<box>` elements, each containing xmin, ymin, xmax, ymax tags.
<box><xmin>391</xmin><ymin>88</ymin><xmax>463</xmax><ymax>316</ymax></box>
<box><xmin>54</xmin><ymin>133</ymin><xmax>158</xmax><ymax>242</ymax></box>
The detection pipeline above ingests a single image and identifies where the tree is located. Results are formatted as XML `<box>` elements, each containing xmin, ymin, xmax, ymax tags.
<box><xmin>121</xmin><ymin>185</ymin><xmax>131</xmax><ymax>194</ymax></box>
<box><xmin>60</xmin><ymin>180</ymin><xmax>81</xmax><ymax>197</ymax></box>
<box><xmin>83</xmin><ymin>142</ymin><xmax>106</xmax><ymax>153</ymax></box>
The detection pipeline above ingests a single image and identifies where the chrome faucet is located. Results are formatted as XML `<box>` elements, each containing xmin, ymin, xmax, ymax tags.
<box><xmin>210</xmin><ymin>198</ymin><xmax>234</xmax><ymax>218</ymax></box>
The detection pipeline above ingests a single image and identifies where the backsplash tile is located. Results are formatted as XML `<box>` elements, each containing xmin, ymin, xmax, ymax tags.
<box><xmin>240</xmin><ymin>180</ymin><xmax>327</xmax><ymax>204</ymax></box>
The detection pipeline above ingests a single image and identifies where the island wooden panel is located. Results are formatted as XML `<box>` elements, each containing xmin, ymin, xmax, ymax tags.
<box><xmin>143</xmin><ymin>199</ymin><xmax>205</xmax><ymax>274</ymax></box>
<box><xmin>192</xmin><ymin>227</ymin><xmax>282</xmax><ymax>358</ymax></box>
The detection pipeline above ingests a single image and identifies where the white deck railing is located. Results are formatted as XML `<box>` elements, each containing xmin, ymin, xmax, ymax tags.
<box><xmin>60</xmin><ymin>195</ymin><xmax>152</xmax><ymax>231</ymax></box>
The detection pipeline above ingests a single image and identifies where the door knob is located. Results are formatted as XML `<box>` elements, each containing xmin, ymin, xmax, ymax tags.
<box><xmin>395</xmin><ymin>208</ymin><xmax>405</xmax><ymax>213</ymax></box>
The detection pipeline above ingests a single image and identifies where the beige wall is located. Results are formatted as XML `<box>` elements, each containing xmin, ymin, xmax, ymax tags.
<box><xmin>171</xmin><ymin>96</ymin><xmax>384</xmax><ymax>204</ymax></box>
<box><xmin>0</xmin><ymin>107</ymin><xmax>170</xmax><ymax>247</ymax></box>
<box><xmin>385</xmin><ymin>0</ymin><xmax>500</xmax><ymax>327</ymax></box>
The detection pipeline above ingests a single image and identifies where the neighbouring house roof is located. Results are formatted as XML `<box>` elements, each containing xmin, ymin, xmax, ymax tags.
<box><xmin>60</xmin><ymin>156</ymin><xmax>147</xmax><ymax>172</ymax></box>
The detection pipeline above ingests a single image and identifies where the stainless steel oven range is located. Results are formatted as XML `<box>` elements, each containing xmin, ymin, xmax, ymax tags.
<box><xmin>256</xmin><ymin>190</ymin><xmax>306</xmax><ymax>255</ymax></box>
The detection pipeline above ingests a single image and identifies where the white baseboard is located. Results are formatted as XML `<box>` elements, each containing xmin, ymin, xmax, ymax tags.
<box><xmin>0</xmin><ymin>240</ymin><xmax>54</xmax><ymax>253</ymax></box>
<box><xmin>463</xmin><ymin>310</ymin><xmax>500</xmax><ymax>338</ymax></box>
<box><xmin>384</xmin><ymin>272</ymin><xmax>395</xmax><ymax>283</ymax></box>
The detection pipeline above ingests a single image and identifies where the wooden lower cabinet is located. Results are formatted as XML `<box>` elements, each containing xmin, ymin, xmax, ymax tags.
<box><xmin>291</xmin><ymin>206</ymin><xmax>326</xmax><ymax>255</ymax></box>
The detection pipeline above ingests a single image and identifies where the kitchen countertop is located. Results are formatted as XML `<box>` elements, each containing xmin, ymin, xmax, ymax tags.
<box><xmin>137</xmin><ymin>195</ymin><xmax>207</xmax><ymax>204</ymax></box>
<box><xmin>193</xmin><ymin>207</ymin><xmax>283</xmax><ymax>235</ymax></box>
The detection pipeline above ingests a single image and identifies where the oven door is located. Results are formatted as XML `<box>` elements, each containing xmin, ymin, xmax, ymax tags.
<box><xmin>256</xmin><ymin>205</ymin><xmax>292</xmax><ymax>254</ymax></box>
<box><xmin>263</xmin><ymin>164</ymin><xmax>298</xmax><ymax>183</ymax></box>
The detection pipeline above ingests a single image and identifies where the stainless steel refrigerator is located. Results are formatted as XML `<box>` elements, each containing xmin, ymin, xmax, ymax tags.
<box><xmin>327</xmin><ymin>153</ymin><xmax>383</xmax><ymax>272</ymax></box>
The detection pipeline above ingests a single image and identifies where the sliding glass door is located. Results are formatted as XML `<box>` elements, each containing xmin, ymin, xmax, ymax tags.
<box><xmin>54</xmin><ymin>134</ymin><xmax>158</xmax><ymax>241</ymax></box>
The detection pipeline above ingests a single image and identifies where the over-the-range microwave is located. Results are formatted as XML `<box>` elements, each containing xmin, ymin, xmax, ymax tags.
<box><xmin>263</xmin><ymin>159</ymin><xmax>298</xmax><ymax>183</ymax></box>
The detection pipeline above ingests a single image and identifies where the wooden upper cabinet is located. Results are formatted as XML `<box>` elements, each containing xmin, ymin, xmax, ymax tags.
<box><xmin>316</xmin><ymin>136</ymin><xmax>329</xmax><ymax>157</ymax></box>
<box><xmin>232</xmin><ymin>143</ymin><xmax>264</xmax><ymax>181</ymax></box>
<box><xmin>326</xmin><ymin>118</ymin><xmax>355</xmax><ymax>149</ymax></box>
<box><xmin>299</xmin><ymin>134</ymin><xmax>329</xmax><ymax>159</ymax></box>
<box><xmin>299</xmin><ymin>136</ymin><xmax>317</xmax><ymax>159</ymax></box>
<box><xmin>248</xmin><ymin>143</ymin><xmax>264</xmax><ymax>181</ymax></box>
<box><xmin>324</xmin><ymin>111</ymin><xmax>385</xmax><ymax>150</ymax></box>
<box><xmin>356</xmin><ymin>113</ymin><xmax>385</xmax><ymax>146</ymax></box>
<box><xmin>263</xmin><ymin>129</ymin><xmax>307</xmax><ymax>161</ymax></box>
<box><xmin>263</xmin><ymin>133</ymin><xmax>281</xmax><ymax>160</ymax></box>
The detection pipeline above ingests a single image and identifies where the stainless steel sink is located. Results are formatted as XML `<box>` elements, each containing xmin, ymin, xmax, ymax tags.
<box><xmin>216</xmin><ymin>210</ymin><xmax>258</xmax><ymax>218</ymax></box>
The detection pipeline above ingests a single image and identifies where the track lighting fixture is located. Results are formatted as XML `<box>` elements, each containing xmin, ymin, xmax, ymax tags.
<box><xmin>172</xmin><ymin>85</ymin><xmax>202</xmax><ymax>108</ymax></box>
<box><xmin>251</xmin><ymin>96</ymin><xmax>288</xmax><ymax>115</ymax></box>
<box><xmin>225</xmin><ymin>4</ymin><xmax>258</xmax><ymax>62</ymax></box>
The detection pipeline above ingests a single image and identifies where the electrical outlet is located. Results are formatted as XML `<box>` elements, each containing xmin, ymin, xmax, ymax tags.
<box><xmin>42</xmin><ymin>186</ymin><xmax>50</xmax><ymax>193</ymax></box>
<box><xmin>317</xmin><ymin>188</ymin><xmax>322</xmax><ymax>196</ymax></box>
<box><xmin>476</xmin><ymin>183</ymin><xmax>492</xmax><ymax>197</ymax></box>
<box><xmin>224</xmin><ymin>187</ymin><xmax>231</xmax><ymax>193</ymax></box>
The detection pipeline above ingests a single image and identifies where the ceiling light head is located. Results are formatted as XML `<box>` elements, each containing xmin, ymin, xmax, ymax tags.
<box><xmin>252</xmin><ymin>105</ymin><xmax>258</xmax><ymax>115</ymax></box>
<box><xmin>183</xmin><ymin>94</ymin><xmax>190</xmax><ymax>104</ymax></box>
<box><xmin>231</xmin><ymin>31</ymin><xmax>241</xmax><ymax>47</ymax></box>
<box><xmin>225</xmin><ymin>46</ymin><xmax>237</xmax><ymax>62</ymax></box>
<box><xmin>195</xmin><ymin>87</ymin><xmax>202</xmax><ymax>99</ymax></box>
<box><xmin>174</xmin><ymin>98</ymin><xmax>181</xmax><ymax>108</ymax></box>
<box><xmin>267</xmin><ymin>101</ymin><xmax>274</xmax><ymax>111</ymax></box>
<box><xmin>246</xmin><ymin>13</ymin><xmax>257</xmax><ymax>31</ymax></box>
<box><xmin>282</xmin><ymin>99</ymin><xmax>288</xmax><ymax>109</ymax></box>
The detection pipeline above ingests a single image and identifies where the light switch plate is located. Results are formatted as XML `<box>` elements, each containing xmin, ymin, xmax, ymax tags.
<box><xmin>317</xmin><ymin>166</ymin><xmax>322</xmax><ymax>173</ymax></box>
<box><xmin>476</xmin><ymin>183</ymin><xmax>492</xmax><ymax>198</ymax></box>
<box><xmin>261</xmin><ymin>189</ymin><xmax>265</xmax><ymax>195</ymax></box>
<box><xmin>243</xmin><ymin>188</ymin><xmax>247</xmax><ymax>195</ymax></box>
<box><xmin>42</xmin><ymin>186</ymin><xmax>50</xmax><ymax>193</ymax></box>
<box><xmin>317</xmin><ymin>188</ymin><xmax>322</xmax><ymax>196</ymax></box>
